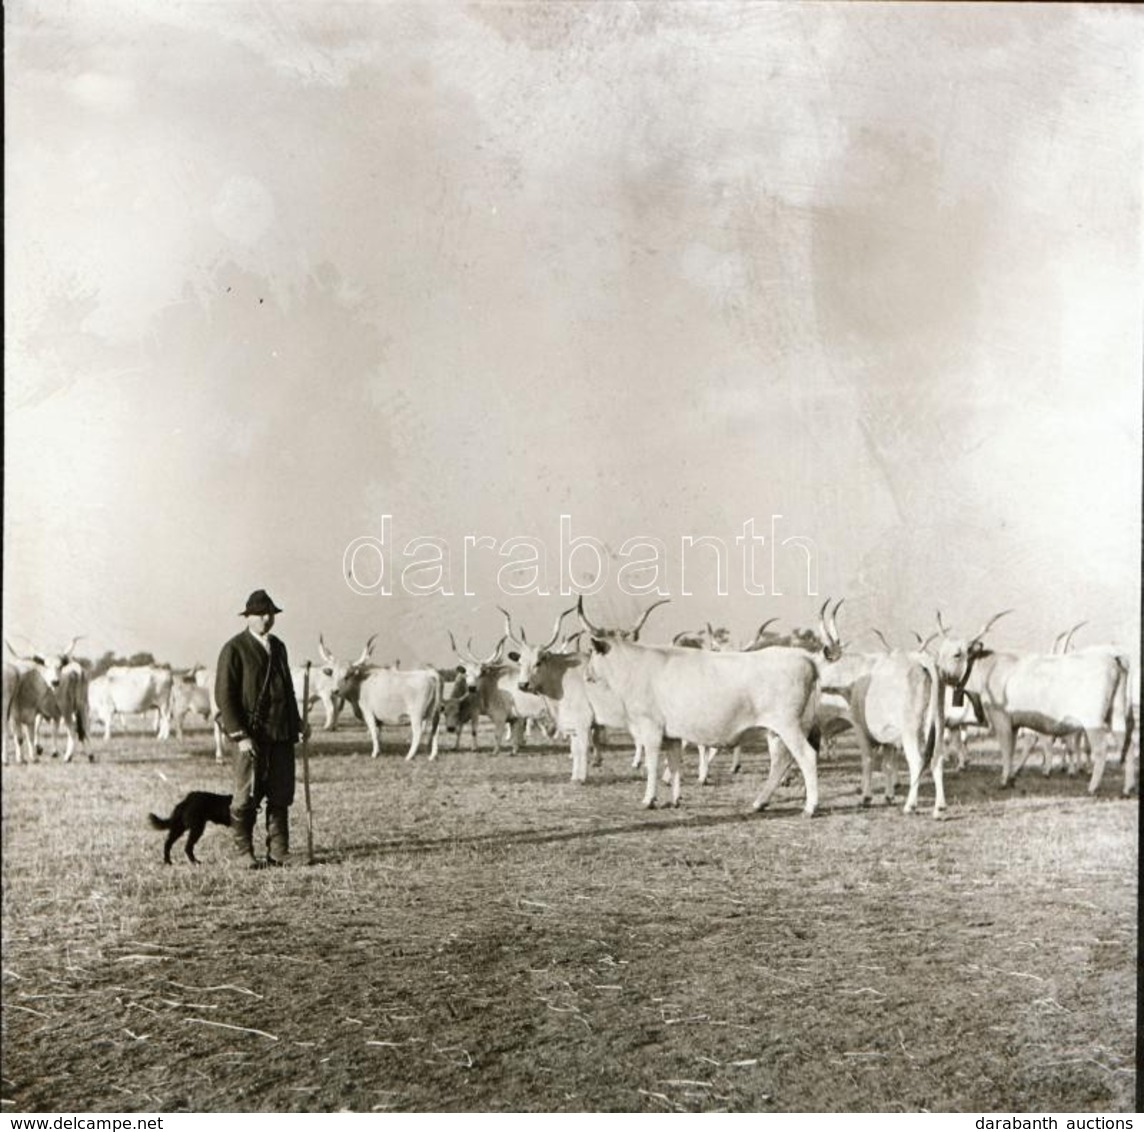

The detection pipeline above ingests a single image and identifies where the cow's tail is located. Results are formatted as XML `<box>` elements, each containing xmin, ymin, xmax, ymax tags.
<box><xmin>801</xmin><ymin>659</ymin><xmax>822</xmax><ymax>751</ymax></box>
<box><xmin>148</xmin><ymin>812</ymin><xmax>172</xmax><ymax>830</ymax></box>
<box><xmin>427</xmin><ymin>671</ymin><xmax>444</xmax><ymax>733</ymax></box>
<box><xmin>1108</xmin><ymin>653</ymin><xmax>1131</xmax><ymax>735</ymax></box>
<box><xmin>74</xmin><ymin>692</ymin><xmax>88</xmax><ymax>744</ymax></box>
<box><xmin>921</xmin><ymin>655</ymin><xmax>942</xmax><ymax>770</ymax></box>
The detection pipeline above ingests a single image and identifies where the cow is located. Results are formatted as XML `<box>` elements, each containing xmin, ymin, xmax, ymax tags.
<box><xmin>816</xmin><ymin>606</ymin><xmax>946</xmax><ymax>816</ymax></box>
<box><xmin>4</xmin><ymin>639</ymin><xmax>90</xmax><ymax>762</ymax></box>
<box><xmin>290</xmin><ymin>636</ymin><xmax>349</xmax><ymax>731</ymax></box>
<box><xmin>1014</xmin><ymin>625</ymin><xmax>1139</xmax><ymax>782</ymax></box>
<box><xmin>88</xmin><ymin>664</ymin><xmax>175</xmax><ymax>740</ymax></box>
<box><xmin>577</xmin><ymin>598</ymin><xmax>821</xmax><ymax>812</ymax></box>
<box><xmin>332</xmin><ymin>637</ymin><xmax>443</xmax><ymax>760</ymax></box>
<box><xmin>668</xmin><ymin>618</ymin><xmax>782</xmax><ymax>781</ymax></box>
<box><xmin>933</xmin><ymin>611</ymin><xmax>1135</xmax><ymax>796</ymax></box>
<box><xmin>170</xmin><ymin>666</ymin><xmax>224</xmax><ymax>761</ymax></box>
<box><xmin>501</xmin><ymin>604</ymin><xmax>656</xmax><ymax>783</ymax></box>
<box><xmin>448</xmin><ymin>634</ymin><xmax>552</xmax><ymax>755</ymax></box>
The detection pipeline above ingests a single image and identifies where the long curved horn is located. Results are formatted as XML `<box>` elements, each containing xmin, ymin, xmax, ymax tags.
<box><xmin>62</xmin><ymin>636</ymin><xmax>82</xmax><ymax>660</ymax></box>
<box><xmin>630</xmin><ymin>599</ymin><xmax>670</xmax><ymax>641</ymax></box>
<box><xmin>971</xmin><ymin>609</ymin><xmax>1013</xmax><ymax>644</ymax></box>
<box><xmin>1062</xmin><ymin>620</ymin><xmax>1087</xmax><ymax>653</ymax></box>
<box><xmin>318</xmin><ymin>634</ymin><xmax>336</xmax><ymax>664</ymax></box>
<box><xmin>819</xmin><ymin>599</ymin><xmax>832</xmax><ymax>642</ymax></box>
<box><xmin>672</xmin><ymin>630</ymin><xmax>696</xmax><ymax>646</ymax></box>
<box><xmin>555</xmin><ymin>630</ymin><xmax>584</xmax><ymax>654</ymax></box>
<box><xmin>872</xmin><ymin>628</ymin><xmax>892</xmax><ymax>653</ymax></box>
<box><xmin>354</xmin><ymin>634</ymin><xmax>377</xmax><ymax>667</ymax></box>
<box><xmin>497</xmin><ymin>605</ymin><xmax>525</xmax><ymax>646</ymax></box>
<box><xmin>827</xmin><ymin>599</ymin><xmax>844</xmax><ymax>644</ymax></box>
<box><xmin>920</xmin><ymin>631</ymin><xmax>939</xmax><ymax>651</ymax></box>
<box><xmin>543</xmin><ymin>605</ymin><xmax>576</xmax><ymax>651</ymax></box>
<box><xmin>576</xmin><ymin>595</ymin><xmax>604</xmax><ymax>636</ymax></box>
<box><xmin>449</xmin><ymin>631</ymin><xmax>478</xmax><ymax>665</ymax></box>
<box><xmin>5</xmin><ymin>639</ymin><xmax>26</xmax><ymax>660</ymax></box>
<box><xmin>936</xmin><ymin>610</ymin><xmax>949</xmax><ymax>637</ymax></box>
<box><xmin>467</xmin><ymin>636</ymin><xmax>504</xmax><ymax>666</ymax></box>
<box><xmin>1050</xmin><ymin>629</ymin><xmax>1069</xmax><ymax>655</ymax></box>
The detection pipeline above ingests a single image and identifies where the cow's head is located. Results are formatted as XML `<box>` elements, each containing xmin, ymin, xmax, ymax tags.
<box><xmin>448</xmin><ymin>632</ymin><xmax>505</xmax><ymax>692</ymax></box>
<box><xmin>7</xmin><ymin>637</ymin><xmax>81</xmax><ymax>689</ymax></box>
<box><xmin>933</xmin><ymin>609</ymin><xmax>1012</xmax><ymax>695</ymax></box>
<box><xmin>328</xmin><ymin>634</ymin><xmax>377</xmax><ymax>698</ymax></box>
<box><xmin>575</xmin><ymin>596</ymin><xmax>670</xmax><ymax>644</ymax></box>
<box><xmin>499</xmin><ymin>604</ymin><xmax>576</xmax><ymax>695</ymax></box>
<box><xmin>576</xmin><ymin>597</ymin><xmax>670</xmax><ymax>684</ymax></box>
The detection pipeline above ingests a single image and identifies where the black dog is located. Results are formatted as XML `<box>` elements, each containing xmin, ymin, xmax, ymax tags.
<box><xmin>148</xmin><ymin>791</ymin><xmax>233</xmax><ymax>864</ymax></box>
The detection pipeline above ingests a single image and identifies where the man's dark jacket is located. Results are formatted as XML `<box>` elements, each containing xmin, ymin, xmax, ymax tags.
<box><xmin>215</xmin><ymin>630</ymin><xmax>302</xmax><ymax>746</ymax></box>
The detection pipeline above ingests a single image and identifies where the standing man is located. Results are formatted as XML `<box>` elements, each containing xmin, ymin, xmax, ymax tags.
<box><xmin>215</xmin><ymin>590</ymin><xmax>309</xmax><ymax>869</ymax></box>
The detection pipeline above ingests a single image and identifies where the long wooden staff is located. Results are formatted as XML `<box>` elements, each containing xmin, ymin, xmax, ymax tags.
<box><xmin>300</xmin><ymin>660</ymin><xmax>315</xmax><ymax>864</ymax></box>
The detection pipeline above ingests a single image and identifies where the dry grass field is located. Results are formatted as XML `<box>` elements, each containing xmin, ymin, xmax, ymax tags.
<box><xmin>1</xmin><ymin>720</ymin><xmax>1137</xmax><ymax>1113</ymax></box>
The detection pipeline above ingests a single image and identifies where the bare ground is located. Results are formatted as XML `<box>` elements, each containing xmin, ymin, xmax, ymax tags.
<box><xmin>1</xmin><ymin>723</ymin><xmax>1137</xmax><ymax>1112</ymax></box>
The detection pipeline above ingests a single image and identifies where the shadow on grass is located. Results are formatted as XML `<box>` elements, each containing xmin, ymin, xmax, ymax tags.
<box><xmin>323</xmin><ymin>802</ymin><xmax>812</xmax><ymax>862</ymax></box>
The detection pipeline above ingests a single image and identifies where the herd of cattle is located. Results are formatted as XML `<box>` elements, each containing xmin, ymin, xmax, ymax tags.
<box><xmin>2</xmin><ymin>599</ymin><xmax>1138</xmax><ymax>816</ymax></box>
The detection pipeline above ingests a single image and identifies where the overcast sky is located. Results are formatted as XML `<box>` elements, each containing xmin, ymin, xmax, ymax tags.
<box><xmin>5</xmin><ymin>1</ymin><xmax>1141</xmax><ymax>671</ymax></box>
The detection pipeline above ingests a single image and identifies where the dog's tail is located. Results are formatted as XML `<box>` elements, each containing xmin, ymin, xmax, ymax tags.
<box><xmin>148</xmin><ymin>812</ymin><xmax>173</xmax><ymax>830</ymax></box>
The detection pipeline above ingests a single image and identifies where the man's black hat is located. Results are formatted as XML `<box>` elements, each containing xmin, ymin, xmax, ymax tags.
<box><xmin>240</xmin><ymin>589</ymin><xmax>283</xmax><ymax>616</ymax></box>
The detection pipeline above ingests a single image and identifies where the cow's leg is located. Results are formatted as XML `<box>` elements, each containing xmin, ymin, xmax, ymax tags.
<box><xmin>213</xmin><ymin>720</ymin><xmax>224</xmax><ymax>763</ymax></box>
<box><xmin>1120</xmin><ymin>708</ymin><xmax>1136</xmax><ymax>797</ymax></box>
<box><xmin>1010</xmin><ymin>730</ymin><xmax>1037</xmax><ymax>779</ymax></box>
<box><xmin>991</xmin><ymin>712</ymin><xmax>1017</xmax><ymax>787</ymax></box>
<box><xmin>696</xmin><ymin>744</ymin><xmax>713</xmax><ymax>785</ymax></box>
<box><xmin>631</xmin><ymin>743</ymin><xmax>643</xmax><ymax>769</ymax></box>
<box><xmin>509</xmin><ymin>719</ymin><xmax>524</xmax><ymax>756</ymax></box>
<box><xmin>943</xmin><ymin>728</ymin><xmax>962</xmax><ymax>772</ymax></box>
<box><xmin>664</xmin><ymin>740</ymin><xmax>683</xmax><ymax>807</ymax></box>
<box><xmin>428</xmin><ymin>711</ymin><xmax>441</xmax><ymax>761</ymax></box>
<box><xmin>752</xmin><ymin>733</ymin><xmax>794</xmax><ymax>811</ymax></box>
<box><xmin>103</xmin><ymin>712</ymin><xmax>113</xmax><ymax>741</ymax></box>
<box><xmin>850</xmin><ymin>723</ymin><xmax>877</xmax><ymax>807</ymax></box>
<box><xmin>157</xmin><ymin>707</ymin><xmax>171</xmax><ymax>742</ymax></box>
<box><xmin>590</xmin><ymin>724</ymin><xmax>604</xmax><ymax>769</ymax></box>
<box><xmin>364</xmin><ymin>713</ymin><xmax>382</xmax><ymax>758</ymax></box>
<box><xmin>729</xmin><ymin>745</ymin><xmax>742</xmax><ymax>774</ymax></box>
<box><xmin>779</xmin><ymin>727</ymin><xmax>820</xmax><ymax>816</ymax></box>
<box><xmin>1085</xmin><ymin>727</ymin><xmax>1110</xmax><ymax>795</ymax></box>
<box><xmin>569</xmin><ymin>732</ymin><xmax>589</xmax><ymax>783</ymax></box>
<box><xmin>62</xmin><ymin>719</ymin><xmax>77</xmax><ymax>763</ymax></box>
<box><xmin>489</xmin><ymin>710</ymin><xmax>504</xmax><ymax>755</ymax></box>
<box><xmin>638</xmin><ymin>728</ymin><xmax>664</xmax><ymax>808</ymax></box>
<box><xmin>404</xmin><ymin>716</ymin><xmax>423</xmax><ymax>761</ymax></box>
<box><xmin>900</xmin><ymin>732</ymin><xmax>925</xmax><ymax>815</ymax></box>
<box><xmin>931</xmin><ymin>737</ymin><xmax>948</xmax><ymax>817</ymax></box>
<box><xmin>881</xmin><ymin>748</ymin><xmax>899</xmax><ymax>804</ymax></box>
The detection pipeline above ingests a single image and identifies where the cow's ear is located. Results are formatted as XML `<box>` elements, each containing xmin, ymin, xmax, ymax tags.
<box><xmin>590</xmin><ymin>639</ymin><xmax>610</xmax><ymax>656</ymax></box>
<box><xmin>507</xmin><ymin>651</ymin><xmax>520</xmax><ymax>662</ymax></box>
<box><xmin>32</xmin><ymin>655</ymin><xmax>44</xmax><ymax>665</ymax></box>
<box><xmin>322</xmin><ymin>667</ymin><xmax>333</xmax><ymax>676</ymax></box>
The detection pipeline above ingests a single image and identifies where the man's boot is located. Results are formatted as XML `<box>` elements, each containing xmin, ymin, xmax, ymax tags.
<box><xmin>266</xmin><ymin>806</ymin><xmax>290</xmax><ymax>866</ymax></box>
<box><xmin>231</xmin><ymin>805</ymin><xmax>259</xmax><ymax>867</ymax></box>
